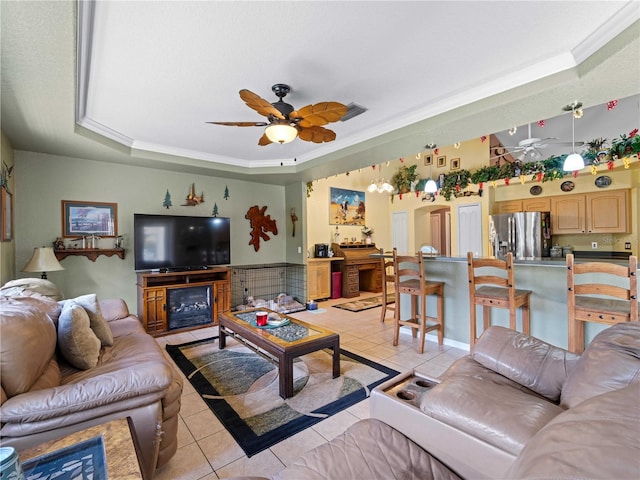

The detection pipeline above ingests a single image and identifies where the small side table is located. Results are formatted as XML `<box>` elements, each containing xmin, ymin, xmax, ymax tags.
<box><xmin>19</xmin><ymin>417</ymin><xmax>145</xmax><ymax>479</ymax></box>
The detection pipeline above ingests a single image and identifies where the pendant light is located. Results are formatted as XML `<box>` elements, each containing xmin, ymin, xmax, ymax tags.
<box><xmin>423</xmin><ymin>144</ymin><xmax>438</xmax><ymax>193</ymax></box>
<box><xmin>562</xmin><ymin>101</ymin><xmax>584</xmax><ymax>172</ymax></box>
<box><xmin>367</xmin><ymin>164</ymin><xmax>393</xmax><ymax>193</ymax></box>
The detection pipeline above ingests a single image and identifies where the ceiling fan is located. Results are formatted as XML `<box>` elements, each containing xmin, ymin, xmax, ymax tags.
<box><xmin>491</xmin><ymin>123</ymin><xmax>584</xmax><ymax>162</ymax></box>
<box><xmin>207</xmin><ymin>84</ymin><xmax>347</xmax><ymax>146</ymax></box>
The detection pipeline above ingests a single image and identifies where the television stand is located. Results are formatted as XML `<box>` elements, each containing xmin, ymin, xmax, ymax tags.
<box><xmin>136</xmin><ymin>267</ymin><xmax>231</xmax><ymax>336</ymax></box>
<box><xmin>160</xmin><ymin>266</ymin><xmax>209</xmax><ymax>273</ymax></box>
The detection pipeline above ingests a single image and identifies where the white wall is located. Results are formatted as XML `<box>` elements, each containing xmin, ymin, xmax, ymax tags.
<box><xmin>14</xmin><ymin>151</ymin><xmax>287</xmax><ymax>307</ymax></box>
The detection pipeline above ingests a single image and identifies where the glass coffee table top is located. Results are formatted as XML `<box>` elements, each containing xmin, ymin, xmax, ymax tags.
<box><xmin>232</xmin><ymin>310</ymin><xmax>321</xmax><ymax>342</ymax></box>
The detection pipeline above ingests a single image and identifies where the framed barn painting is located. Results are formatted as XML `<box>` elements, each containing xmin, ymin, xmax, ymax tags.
<box><xmin>329</xmin><ymin>187</ymin><xmax>366</xmax><ymax>226</ymax></box>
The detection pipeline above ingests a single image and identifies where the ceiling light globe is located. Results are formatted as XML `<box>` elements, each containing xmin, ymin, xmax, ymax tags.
<box><xmin>367</xmin><ymin>182</ymin><xmax>378</xmax><ymax>193</ymax></box>
<box><xmin>563</xmin><ymin>153</ymin><xmax>585</xmax><ymax>172</ymax></box>
<box><xmin>265</xmin><ymin>124</ymin><xmax>298</xmax><ymax>144</ymax></box>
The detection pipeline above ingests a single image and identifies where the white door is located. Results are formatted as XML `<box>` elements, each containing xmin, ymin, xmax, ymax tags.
<box><xmin>392</xmin><ymin>211</ymin><xmax>409</xmax><ymax>253</ymax></box>
<box><xmin>457</xmin><ymin>203</ymin><xmax>482</xmax><ymax>256</ymax></box>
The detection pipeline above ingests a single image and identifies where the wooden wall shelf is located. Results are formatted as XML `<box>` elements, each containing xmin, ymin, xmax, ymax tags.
<box><xmin>54</xmin><ymin>248</ymin><xmax>125</xmax><ymax>262</ymax></box>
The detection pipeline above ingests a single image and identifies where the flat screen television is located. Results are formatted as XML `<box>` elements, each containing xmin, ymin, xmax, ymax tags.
<box><xmin>133</xmin><ymin>214</ymin><xmax>230</xmax><ymax>271</ymax></box>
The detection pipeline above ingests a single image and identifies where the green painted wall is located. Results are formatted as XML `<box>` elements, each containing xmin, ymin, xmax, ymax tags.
<box><xmin>14</xmin><ymin>151</ymin><xmax>288</xmax><ymax>307</ymax></box>
<box><xmin>0</xmin><ymin>131</ymin><xmax>15</xmax><ymax>285</ymax></box>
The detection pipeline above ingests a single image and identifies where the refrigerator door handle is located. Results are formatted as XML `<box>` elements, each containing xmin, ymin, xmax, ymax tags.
<box><xmin>508</xmin><ymin>216</ymin><xmax>513</xmax><ymax>253</ymax></box>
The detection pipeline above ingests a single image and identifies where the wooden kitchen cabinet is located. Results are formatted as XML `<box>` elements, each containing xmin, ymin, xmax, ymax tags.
<box><xmin>523</xmin><ymin>197</ymin><xmax>551</xmax><ymax>212</ymax></box>
<box><xmin>308</xmin><ymin>259</ymin><xmax>331</xmax><ymax>300</ymax></box>
<box><xmin>551</xmin><ymin>189</ymin><xmax>629</xmax><ymax>234</ymax></box>
<box><xmin>495</xmin><ymin>200</ymin><xmax>522</xmax><ymax>214</ymax></box>
<box><xmin>586</xmin><ymin>190</ymin><xmax>629</xmax><ymax>233</ymax></box>
<box><xmin>495</xmin><ymin>197</ymin><xmax>551</xmax><ymax>214</ymax></box>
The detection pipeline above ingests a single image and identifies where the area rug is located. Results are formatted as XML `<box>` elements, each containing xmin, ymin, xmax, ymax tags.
<box><xmin>332</xmin><ymin>293</ymin><xmax>395</xmax><ymax>312</ymax></box>
<box><xmin>166</xmin><ymin>337</ymin><xmax>399</xmax><ymax>457</ymax></box>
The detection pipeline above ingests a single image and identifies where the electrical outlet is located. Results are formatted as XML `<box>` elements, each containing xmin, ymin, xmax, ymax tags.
<box><xmin>625</xmin><ymin>242</ymin><xmax>632</xmax><ymax>250</ymax></box>
<box><xmin>297</xmin><ymin>246</ymin><xmax>302</xmax><ymax>253</ymax></box>
<box><xmin>591</xmin><ymin>242</ymin><xmax>598</xmax><ymax>249</ymax></box>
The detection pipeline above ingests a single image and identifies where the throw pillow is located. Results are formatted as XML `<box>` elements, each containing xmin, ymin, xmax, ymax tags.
<box><xmin>63</xmin><ymin>294</ymin><xmax>114</xmax><ymax>346</ymax></box>
<box><xmin>57</xmin><ymin>301</ymin><xmax>101</xmax><ymax>370</ymax></box>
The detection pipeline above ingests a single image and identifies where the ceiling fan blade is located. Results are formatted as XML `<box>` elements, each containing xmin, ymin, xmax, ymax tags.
<box><xmin>239</xmin><ymin>89</ymin><xmax>285</xmax><ymax>120</ymax></box>
<box><xmin>537</xmin><ymin>141</ymin><xmax>585</xmax><ymax>147</ymax></box>
<box><xmin>298</xmin><ymin>125</ymin><xmax>337</xmax><ymax>143</ymax></box>
<box><xmin>258</xmin><ymin>133</ymin><xmax>273</xmax><ymax>146</ymax></box>
<box><xmin>291</xmin><ymin>102</ymin><xmax>348</xmax><ymax>127</ymax></box>
<box><xmin>206</xmin><ymin>121</ymin><xmax>268</xmax><ymax>127</ymax></box>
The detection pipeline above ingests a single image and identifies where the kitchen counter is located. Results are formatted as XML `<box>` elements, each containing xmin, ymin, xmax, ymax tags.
<box><xmin>373</xmin><ymin>252</ymin><xmax>635</xmax><ymax>349</ymax></box>
<box><xmin>373</xmin><ymin>253</ymin><xmax>633</xmax><ymax>267</ymax></box>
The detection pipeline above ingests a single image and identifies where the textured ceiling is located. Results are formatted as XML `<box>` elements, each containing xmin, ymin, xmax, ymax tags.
<box><xmin>2</xmin><ymin>1</ymin><xmax>639</xmax><ymax>185</ymax></box>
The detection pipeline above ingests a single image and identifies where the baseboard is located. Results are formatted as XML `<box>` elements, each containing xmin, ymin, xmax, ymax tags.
<box><xmin>399</xmin><ymin>326</ymin><xmax>470</xmax><ymax>352</ymax></box>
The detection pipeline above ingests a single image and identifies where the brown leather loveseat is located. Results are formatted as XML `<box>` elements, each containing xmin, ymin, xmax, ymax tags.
<box><xmin>0</xmin><ymin>290</ymin><xmax>183</xmax><ymax>478</ymax></box>
<box><xmin>231</xmin><ymin>322</ymin><xmax>640</xmax><ymax>479</ymax></box>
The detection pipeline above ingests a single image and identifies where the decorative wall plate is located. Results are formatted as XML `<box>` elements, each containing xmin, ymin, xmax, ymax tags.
<box><xmin>529</xmin><ymin>185</ymin><xmax>542</xmax><ymax>196</ymax></box>
<box><xmin>560</xmin><ymin>181</ymin><xmax>575</xmax><ymax>192</ymax></box>
<box><xmin>595</xmin><ymin>175</ymin><xmax>612</xmax><ymax>188</ymax></box>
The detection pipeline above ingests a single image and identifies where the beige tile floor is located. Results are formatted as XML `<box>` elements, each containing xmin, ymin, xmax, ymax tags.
<box><xmin>153</xmin><ymin>293</ymin><xmax>468</xmax><ymax>480</ymax></box>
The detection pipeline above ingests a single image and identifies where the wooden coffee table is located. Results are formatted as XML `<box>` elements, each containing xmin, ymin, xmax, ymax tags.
<box><xmin>219</xmin><ymin>309</ymin><xmax>340</xmax><ymax>399</ymax></box>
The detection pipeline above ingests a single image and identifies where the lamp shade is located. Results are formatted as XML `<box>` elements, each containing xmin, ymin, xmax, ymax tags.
<box><xmin>424</xmin><ymin>179</ymin><xmax>438</xmax><ymax>193</ymax></box>
<box><xmin>22</xmin><ymin>247</ymin><xmax>64</xmax><ymax>279</ymax></box>
<box><xmin>563</xmin><ymin>153</ymin><xmax>585</xmax><ymax>171</ymax></box>
<box><xmin>264</xmin><ymin>124</ymin><xmax>298</xmax><ymax>144</ymax></box>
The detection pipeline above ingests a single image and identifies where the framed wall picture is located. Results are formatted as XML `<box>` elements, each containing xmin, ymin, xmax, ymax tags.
<box><xmin>329</xmin><ymin>187</ymin><xmax>366</xmax><ymax>226</ymax></box>
<box><xmin>437</xmin><ymin>155</ymin><xmax>447</xmax><ymax>168</ymax></box>
<box><xmin>423</xmin><ymin>154</ymin><xmax>432</xmax><ymax>166</ymax></box>
<box><xmin>62</xmin><ymin>200</ymin><xmax>117</xmax><ymax>237</ymax></box>
<box><xmin>450</xmin><ymin>158</ymin><xmax>461</xmax><ymax>170</ymax></box>
<box><xmin>1</xmin><ymin>186</ymin><xmax>12</xmax><ymax>241</ymax></box>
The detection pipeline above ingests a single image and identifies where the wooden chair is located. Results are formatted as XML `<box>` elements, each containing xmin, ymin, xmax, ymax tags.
<box><xmin>566</xmin><ymin>254</ymin><xmax>638</xmax><ymax>353</ymax></box>
<box><xmin>392</xmin><ymin>248</ymin><xmax>444</xmax><ymax>353</ymax></box>
<box><xmin>379</xmin><ymin>248</ymin><xmax>395</xmax><ymax>323</ymax></box>
<box><xmin>467</xmin><ymin>252</ymin><xmax>531</xmax><ymax>346</ymax></box>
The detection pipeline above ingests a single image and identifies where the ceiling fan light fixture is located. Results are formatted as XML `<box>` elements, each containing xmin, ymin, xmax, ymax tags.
<box><xmin>265</xmin><ymin>123</ymin><xmax>298</xmax><ymax>144</ymax></box>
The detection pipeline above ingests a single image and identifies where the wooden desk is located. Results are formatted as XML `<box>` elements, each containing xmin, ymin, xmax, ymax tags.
<box><xmin>19</xmin><ymin>418</ymin><xmax>145</xmax><ymax>479</ymax></box>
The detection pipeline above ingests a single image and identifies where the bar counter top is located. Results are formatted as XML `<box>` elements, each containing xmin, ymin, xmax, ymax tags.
<box><xmin>374</xmin><ymin>253</ymin><xmax>633</xmax><ymax>267</ymax></box>
<box><xmin>374</xmin><ymin>251</ymin><xmax>634</xmax><ymax>349</ymax></box>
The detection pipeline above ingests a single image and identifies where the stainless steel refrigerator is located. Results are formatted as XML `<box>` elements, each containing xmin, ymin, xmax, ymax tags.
<box><xmin>488</xmin><ymin>212</ymin><xmax>552</xmax><ymax>259</ymax></box>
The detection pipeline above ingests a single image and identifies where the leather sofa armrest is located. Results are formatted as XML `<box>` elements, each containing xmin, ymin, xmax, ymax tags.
<box><xmin>0</xmin><ymin>362</ymin><xmax>172</xmax><ymax>424</ymax></box>
<box><xmin>472</xmin><ymin>326</ymin><xmax>580</xmax><ymax>402</ymax></box>
<box><xmin>99</xmin><ymin>298</ymin><xmax>131</xmax><ymax>322</ymax></box>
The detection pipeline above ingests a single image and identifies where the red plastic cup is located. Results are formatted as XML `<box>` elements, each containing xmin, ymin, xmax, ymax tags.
<box><xmin>256</xmin><ymin>311</ymin><xmax>268</xmax><ymax>326</ymax></box>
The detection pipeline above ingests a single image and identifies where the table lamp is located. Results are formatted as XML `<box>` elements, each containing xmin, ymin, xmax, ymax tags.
<box><xmin>22</xmin><ymin>247</ymin><xmax>64</xmax><ymax>279</ymax></box>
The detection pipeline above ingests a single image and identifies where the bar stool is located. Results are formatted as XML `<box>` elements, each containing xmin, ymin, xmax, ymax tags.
<box><xmin>566</xmin><ymin>254</ymin><xmax>638</xmax><ymax>353</ymax></box>
<box><xmin>379</xmin><ymin>248</ymin><xmax>395</xmax><ymax>323</ymax></box>
<box><xmin>467</xmin><ymin>252</ymin><xmax>531</xmax><ymax>346</ymax></box>
<box><xmin>392</xmin><ymin>248</ymin><xmax>444</xmax><ymax>353</ymax></box>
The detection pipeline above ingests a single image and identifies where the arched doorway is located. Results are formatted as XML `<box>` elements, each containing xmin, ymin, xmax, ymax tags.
<box><xmin>415</xmin><ymin>205</ymin><xmax>450</xmax><ymax>256</ymax></box>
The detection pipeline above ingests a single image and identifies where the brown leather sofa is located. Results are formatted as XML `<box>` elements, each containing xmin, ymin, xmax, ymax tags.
<box><xmin>231</xmin><ymin>322</ymin><xmax>640</xmax><ymax>479</ymax></box>
<box><xmin>0</xmin><ymin>292</ymin><xmax>183</xmax><ymax>479</ymax></box>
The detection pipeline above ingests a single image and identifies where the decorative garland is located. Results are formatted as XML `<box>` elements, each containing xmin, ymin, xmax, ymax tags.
<box><xmin>402</xmin><ymin>129</ymin><xmax>639</xmax><ymax>201</ymax></box>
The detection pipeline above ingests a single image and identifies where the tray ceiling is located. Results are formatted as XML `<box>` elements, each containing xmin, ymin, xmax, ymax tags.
<box><xmin>2</xmin><ymin>1</ymin><xmax>639</xmax><ymax>184</ymax></box>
